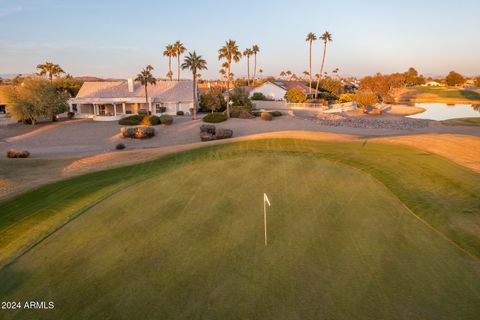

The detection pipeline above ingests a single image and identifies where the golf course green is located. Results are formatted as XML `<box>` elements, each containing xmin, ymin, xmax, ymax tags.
<box><xmin>1</xmin><ymin>139</ymin><xmax>480</xmax><ymax>319</ymax></box>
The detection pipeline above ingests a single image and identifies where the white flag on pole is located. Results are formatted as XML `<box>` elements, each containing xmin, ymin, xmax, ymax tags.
<box><xmin>264</xmin><ymin>193</ymin><xmax>271</xmax><ymax>206</ymax></box>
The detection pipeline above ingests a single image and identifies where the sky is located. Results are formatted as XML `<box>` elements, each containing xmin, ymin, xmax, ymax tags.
<box><xmin>0</xmin><ymin>0</ymin><xmax>479</xmax><ymax>80</ymax></box>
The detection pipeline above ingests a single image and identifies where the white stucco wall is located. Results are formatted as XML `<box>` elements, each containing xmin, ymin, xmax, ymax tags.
<box><xmin>249</xmin><ymin>83</ymin><xmax>287</xmax><ymax>101</ymax></box>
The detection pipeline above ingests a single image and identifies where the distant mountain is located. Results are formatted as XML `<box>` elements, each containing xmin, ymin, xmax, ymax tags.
<box><xmin>0</xmin><ymin>73</ymin><xmax>33</xmax><ymax>80</ymax></box>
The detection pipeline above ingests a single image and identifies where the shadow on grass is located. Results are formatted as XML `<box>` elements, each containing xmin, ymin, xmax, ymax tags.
<box><xmin>0</xmin><ymin>267</ymin><xmax>30</xmax><ymax>295</ymax></box>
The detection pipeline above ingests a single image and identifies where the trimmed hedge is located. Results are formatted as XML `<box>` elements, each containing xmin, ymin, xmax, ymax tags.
<box><xmin>118</xmin><ymin>115</ymin><xmax>145</xmax><ymax>126</ymax></box>
<box><xmin>203</xmin><ymin>112</ymin><xmax>227</xmax><ymax>123</ymax></box>
<box><xmin>159</xmin><ymin>114</ymin><xmax>174</xmax><ymax>125</ymax></box>
<box><xmin>176</xmin><ymin>111</ymin><xmax>184</xmax><ymax>116</ymax></box>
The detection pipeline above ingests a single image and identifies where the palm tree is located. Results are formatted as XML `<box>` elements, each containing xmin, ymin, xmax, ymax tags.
<box><xmin>243</xmin><ymin>48</ymin><xmax>253</xmax><ymax>85</ymax></box>
<box><xmin>218</xmin><ymin>39</ymin><xmax>242</xmax><ymax>118</ymax></box>
<box><xmin>36</xmin><ymin>62</ymin><xmax>65</xmax><ymax>82</ymax></box>
<box><xmin>315</xmin><ymin>31</ymin><xmax>333</xmax><ymax>96</ymax></box>
<box><xmin>286</xmin><ymin>70</ymin><xmax>292</xmax><ymax>79</ymax></box>
<box><xmin>173</xmin><ymin>41</ymin><xmax>186</xmax><ymax>81</ymax></box>
<box><xmin>280</xmin><ymin>71</ymin><xmax>286</xmax><ymax>79</ymax></box>
<box><xmin>163</xmin><ymin>44</ymin><xmax>174</xmax><ymax>80</ymax></box>
<box><xmin>135</xmin><ymin>65</ymin><xmax>156</xmax><ymax>112</ymax></box>
<box><xmin>303</xmin><ymin>71</ymin><xmax>310</xmax><ymax>80</ymax></box>
<box><xmin>305</xmin><ymin>32</ymin><xmax>317</xmax><ymax>93</ymax></box>
<box><xmin>181</xmin><ymin>51</ymin><xmax>207</xmax><ymax>120</ymax></box>
<box><xmin>252</xmin><ymin>44</ymin><xmax>260</xmax><ymax>84</ymax></box>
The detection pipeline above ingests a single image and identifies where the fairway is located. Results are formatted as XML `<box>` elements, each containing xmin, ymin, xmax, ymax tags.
<box><xmin>1</xmin><ymin>139</ymin><xmax>480</xmax><ymax>319</ymax></box>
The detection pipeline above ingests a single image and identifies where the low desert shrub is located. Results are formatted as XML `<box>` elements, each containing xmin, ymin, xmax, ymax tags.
<box><xmin>251</xmin><ymin>92</ymin><xmax>266</xmax><ymax>100</ymax></box>
<box><xmin>260</xmin><ymin>112</ymin><xmax>273</xmax><ymax>121</ymax></box>
<box><xmin>159</xmin><ymin>114</ymin><xmax>174</xmax><ymax>125</ymax></box>
<box><xmin>118</xmin><ymin>115</ymin><xmax>144</xmax><ymax>126</ymax></box>
<box><xmin>337</xmin><ymin>93</ymin><xmax>354</xmax><ymax>103</ymax></box>
<box><xmin>270</xmin><ymin>111</ymin><xmax>282</xmax><ymax>117</ymax></box>
<box><xmin>203</xmin><ymin>112</ymin><xmax>227</xmax><ymax>123</ymax></box>
<box><xmin>7</xmin><ymin>149</ymin><xmax>30</xmax><ymax>158</ymax></box>
<box><xmin>176</xmin><ymin>110</ymin><xmax>184</xmax><ymax>116</ymax></box>
<box><xmin>120</xmin><ymin>126</ymin><xmax>155</xmax><ymax>139</ymax></box>
<box><xmin>116</xmin><ymin>143</ymin><xmax>126</xmax><ymax>150</ymax></box>
<box><xmin>285</xmin><ymin>88</ymin><xmax>307</xmax><ymax>103</ymax></box>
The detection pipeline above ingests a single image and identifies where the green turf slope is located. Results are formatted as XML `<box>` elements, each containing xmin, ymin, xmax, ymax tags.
<box><xmin>0</xmin><ymin>139</ymin><xmax>480</xmax><ymax>319</ymax></box>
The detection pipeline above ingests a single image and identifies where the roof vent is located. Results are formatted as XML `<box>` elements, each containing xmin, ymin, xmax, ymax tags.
<box><xmin>128</xmin><ymin>78</ymin><xmax>134</xmax><ymax>92</ymax></box>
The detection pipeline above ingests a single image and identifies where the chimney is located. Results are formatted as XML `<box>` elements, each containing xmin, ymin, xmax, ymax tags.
<box><xmin>127</xmin><ymin>78</ymin><xmax>134</xmax><ymax>93</ymax></box>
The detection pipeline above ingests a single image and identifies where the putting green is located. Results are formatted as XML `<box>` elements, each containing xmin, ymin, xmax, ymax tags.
<box><xmin>1</xmin><ymin>139</ymin><xmax>480</xmax><ymax>319</ymax></box>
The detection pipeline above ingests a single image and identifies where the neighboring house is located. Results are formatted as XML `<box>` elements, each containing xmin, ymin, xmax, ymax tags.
<box><xmin>423</xmin><ymin>80</ymin><xmax>443</xmax><ymax>87</ymax></box>
<box><xmin>248</xmin><ymin>81</ymin><xmax>312</xmax><ymax>101</ymax></box>
<box><xmin>341</xmin><ymin>79</ymin><xmax>359</xmax><ymax>93</ymax></box>
<box><xmin>69</xmin><ymin>79</ymin><xmax>194</xmax><ymax>120</ymax></box>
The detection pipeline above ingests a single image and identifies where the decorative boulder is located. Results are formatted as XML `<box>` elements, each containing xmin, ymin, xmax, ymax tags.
<box><xmin>121</xmin><ymin>127</ymin><xmax>137</xmax><ymax>138</ymax></box>
<box><xmin>260</xmin><ymin>112</ymin><xmax>273</xmax><ymax>121</ymax></box>
<box><xmin>200</xmin><ymin>124</ymin><xmax>216</xmax><ymax>134</ymax></box>
<box><xmin>200</xmin><ymin>132</ymin><xmax>215</xmax><ymax>141</ymax></box>
<box><xmin>215</xmin><ymin>128</ymin><xmax>233</xmax><ymax>139</ymax></box>
<box><xmin>7</xmin><ymin>149</ymin><xmax>30</xmax><ymax>158</ymax></box>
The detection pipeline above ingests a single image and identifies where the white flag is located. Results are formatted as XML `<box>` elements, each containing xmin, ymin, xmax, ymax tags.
<box><xmin>264</xmin><ymin>193</ymin><xmax>271</xmax><ymax>206</ymax></box>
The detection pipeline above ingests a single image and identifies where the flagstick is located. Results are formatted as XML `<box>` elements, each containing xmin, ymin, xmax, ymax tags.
<box><xmin>264</xmin><ymin>198</ymin><xmax>268</xmax><ymax>246</ymax></box>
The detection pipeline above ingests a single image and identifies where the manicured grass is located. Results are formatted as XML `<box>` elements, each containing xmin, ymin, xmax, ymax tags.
<box><xmin>1</xmin><ymin>139</ymin><xmax>480</xmax><ymax>319</ymax></box>
<box><xmin>399</xmin><ymin>86</ymin><xmax>480</xmax><ymax>103</ymax></box>
<box><xmin>442</xmin><ymin>117</ymin><xmax>480</xmax><ymax>126</ymax></box>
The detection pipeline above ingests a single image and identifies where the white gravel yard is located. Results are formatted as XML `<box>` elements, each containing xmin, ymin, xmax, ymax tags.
<box><xmin>0</xmin><ymin>112</ymin><xmax>479</xmax><ymax>158</ymax></box>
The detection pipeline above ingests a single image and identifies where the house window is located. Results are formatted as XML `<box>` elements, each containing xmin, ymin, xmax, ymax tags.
<box><xmin>155</xmin><ymin>103</ymin><xmax>165</xmax><ymax>114</ymax></box>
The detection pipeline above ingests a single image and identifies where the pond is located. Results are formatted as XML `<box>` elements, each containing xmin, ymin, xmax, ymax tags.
<box><xmin>408</xmin><ymin>103</ymin><xmax>480</xmax><ymax>121</ymax></box>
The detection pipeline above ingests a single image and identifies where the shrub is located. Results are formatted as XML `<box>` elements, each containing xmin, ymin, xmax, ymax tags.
<box><xmin>285</xmin><ymin>88</ymin><xmax>307</xmax><ymax>103</ymax></box>
<box><xmin>159</xmin><ymin>114</ymin><xmax>174</xmax><ymax>125</ymax></box>
<box><xmin>176</xmin><ymin>110</ymin><xmax>184</xmax><ymax>116</ymax></box>
<box><xmin>203</xmin><ymin>112</ymin><xmax>227</xmax><ymax>123</ymax></box>
<box><xmin>445</xmin><ymin>71</ymin><xmax>465</xmax><ymax>86</ymax></box>
<box><xmin>260</xmin><ymin>112</ymin><xmax>273</xmax><ymax>121</ymax></box>
<box><xmin>352</xmin><ymin>90</ymin><xmax>378</xmax><ymax>107</ymax></box>
<box><xmin>270</xmin><ymin>111</ymin><xmax>282</xmax><ymax>117</ymax></box>
<box><xmin>119</xmin><ymin>115</ymin><xmax>144</xmax><ymax>126</ymax></box>
<box><xmin>316</xmin><ymin>77</ymin><xmax>344</xmax><ymax>95</ymax></box>
<box><xmin>316</xmin><ymin>91</ymin><xmax>338</xmax><ymax>103</ymax></box>
<box><xmin>67</xmin><ymin>111</ymin><xmax>75</xmax><ymax>119</ymax></box>
<box><xmin>338</xmin><ymin>93</ymin><xmax>354</xmax><ymax>103</ymax></box>
<box><xmin>251</xmin><ymin>92</ymin><xmax>266</xmax><ymax>101</ymax></box>
<box><xmin>231</xmin><ymin>87</ymin><xmax>252</xmax><ymax>108</ymax></box>
<box><xmin>120</xmin><ymin>127</ymin><xmax>137</xmax><ymax>138</ymax></box>
<box><xmin>141</xmin><ymin>115</ymin><xmax>160</xmax><ymax>126</ymax></box>
<box><xmin>199</xmin><ymin>88</ymin><xmax>226</xmax><ymax>112</ymax></box>
<box><xmin>116</xmin><ymin>143</ymin><xmax>126</xmax><ymax>150</ymax></box>
<box><xmin>7</xmin><ymin>149</ymin><xmax>30</xmax><ymax>158</ymax></box>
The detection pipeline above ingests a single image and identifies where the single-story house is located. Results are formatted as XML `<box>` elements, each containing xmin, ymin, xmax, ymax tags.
<box><xmin>248</xmin><ymin>81</ymin><xmax>312</xmax><ymax>101</ymax></box>
<box><xmin>69</xmin><ymin>79</ymin><xmax>194</xmax><ymax>120</ymax></box>
<box><xmin>422</xmin><ymin>80</ymin><xmax>444</xmax><ymax>87</ymax></box>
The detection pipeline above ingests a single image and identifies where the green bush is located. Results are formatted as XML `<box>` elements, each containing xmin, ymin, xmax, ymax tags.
<box><xmin>176</xmin><ymin>110</ymin><xmax>184</xmax><ymax>116</ymax></box>
<box><xmin>251</xmin><ymin>92</ymin><xmax>266</xmax><ymax>100</ymax></box>
<box><xmin>199</xmin><ymin>88</ymin><xmax>226</xmax><ymax>112</ymax></box>
<box><xmin>316</xmin><ymin>91</ymin><xmax>338</xmax><ymax>103</ymax></box>
<box><xmin>203</xmin><ymin>112</ymin><xmax>227</xmax><ymax>123</ymax></box>
<box><xmin>159</xmin><ymin>114</ymin><xmax>174</xmax><ymax>125</ymax></box>
<box><xmin>231</xmin><ymin>87</ymin><xmax>252</xmax><ymax>108</ymax></box>
<box><xmin>285</xmin><ymin>88</ymin><xmax>307</xmax><ymax>103</ymax></box>
<box><xmin>118</xmin><ymin>115</ymin><xmax>145</xmax><ymax>126</ymax></box>
<box><xmin>337</xmin><ymin>93</ymin><xmax>354</xmax><ymax>103</ymax></box>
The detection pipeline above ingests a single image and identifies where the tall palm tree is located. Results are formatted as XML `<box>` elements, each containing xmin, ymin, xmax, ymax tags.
<box><xmin>36</xmin><ymin>62</ymin><xmax>64</xmax><ymax>82</ymax></box>
<box><xmin>135</xmin><ymin>65</ymin><xmax>156</xmax><ymax>112</ymax></box>
<box><xmin>305</xmin><ymin>32</ymin><xmax>317</xmax><ymax>93</ymax></box>
<box><xmin>218</xmin><ymin>39</ymin><xmax>242</xmax><ymax>118</ymax></box>
<box><xmin>252</xmin><ymin>44</ymin><xmax>260</xmax><ymax>84</ymax></box>
<box><xmin>243</xmin><ymin>48</ymin><xmax>253</xmax><ymax>85</ymax></box>
<box><xmin>315</xmin><ymin>31</ymin><xmax>333</xmax><ymax>96</ymax></box>
<box><xmin>280</xmin><ymin>71</ymin><xmax>286</xmax><ymax>79</ymax></box>
<box><xmin>303</xmin><ymin>70</ymin><xmax>310</xmax><ymax>80</ymax></box>
<box><xmin>173</xmin><ymin>41</ymin><xmax>186</xmax><ymax>81</ymax></box>
<box><xmin>181</xmin><ymin>51</ymin><xmax>207</xmax><ymax>120</ymax></box>
<box><xmin>163</xmin><ymin>44</ymin><xmax>174</xmax><ymax>80</ymax></box>
<box><xmin>286</xmin><ymin>70</ymin><xmax>292</xmax><ymax>79</ymax></box>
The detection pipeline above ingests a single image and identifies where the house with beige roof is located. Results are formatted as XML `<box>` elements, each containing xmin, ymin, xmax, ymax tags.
<box><xmin>248</xmin><ymin>81</ymin><xmax>313</xmax><ymax>101</ymax></box>
<box><xmin>69</xmin><ymin>79</ymin><xmax>194</xmax><ymax>120</ymax></box>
